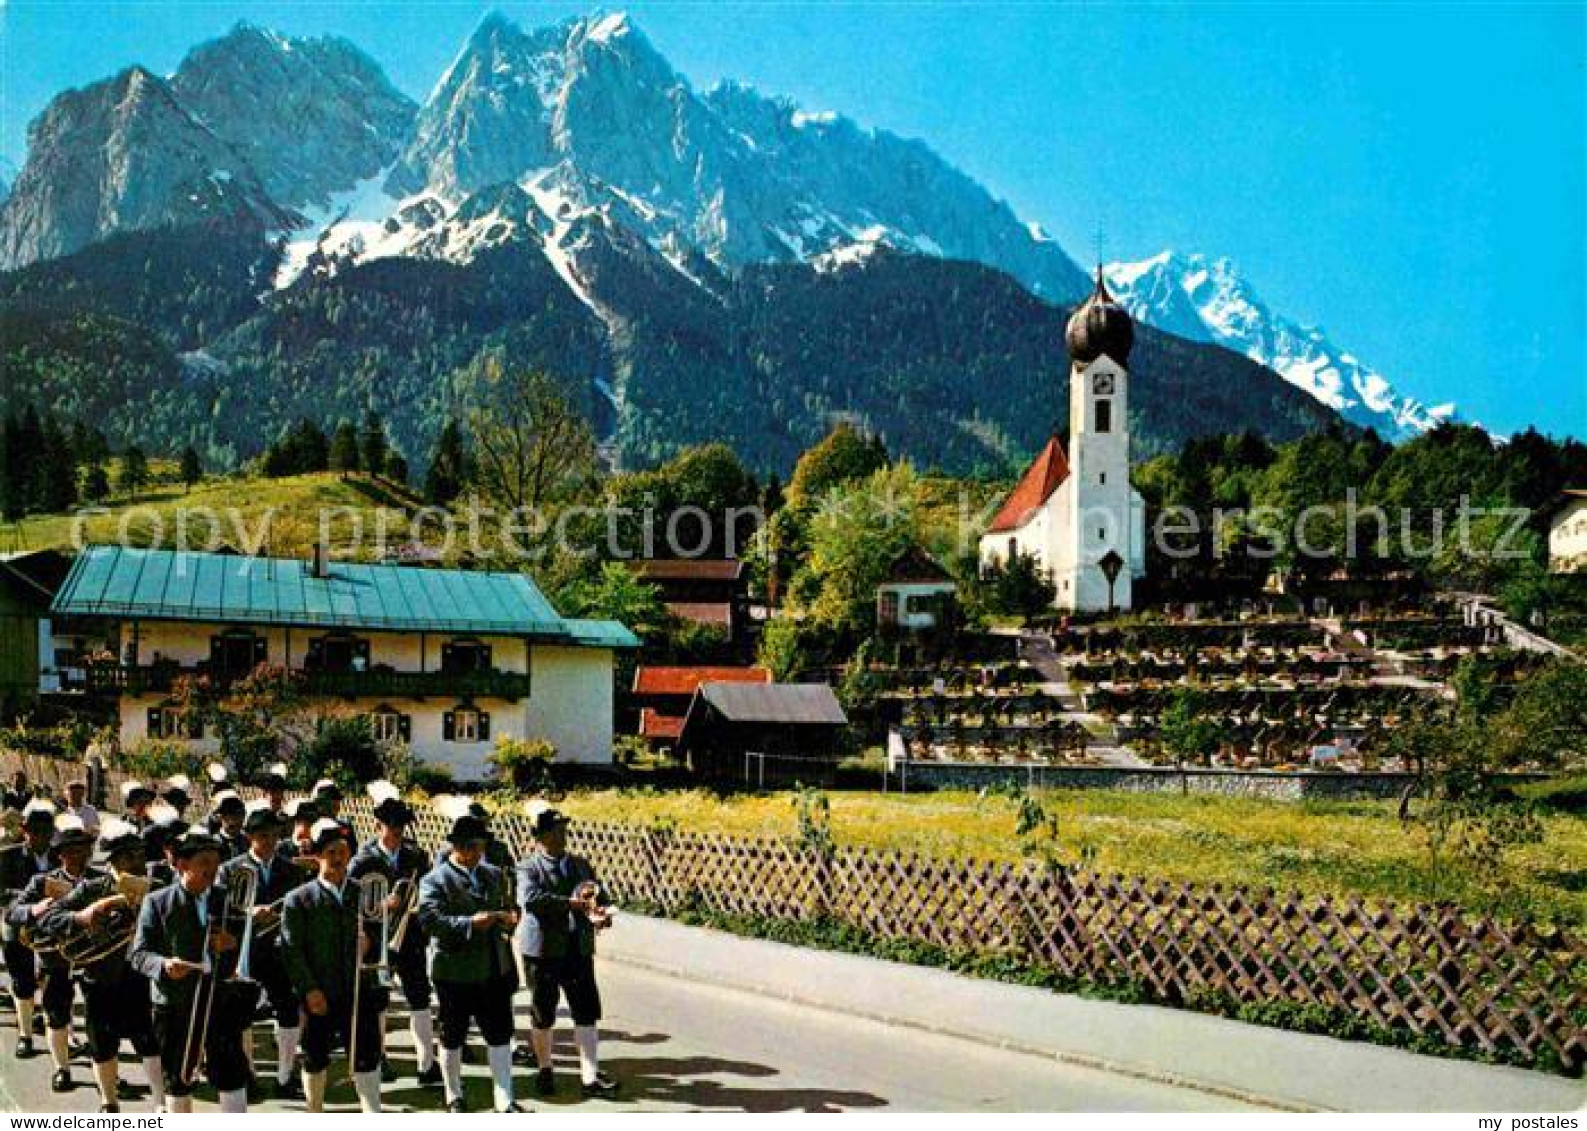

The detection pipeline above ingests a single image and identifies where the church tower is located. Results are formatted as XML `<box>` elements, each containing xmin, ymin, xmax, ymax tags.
<box><xmin>1057</xmin><ymin>268</ymin><xmax>1138</xmax><ymax>612</ymax></box>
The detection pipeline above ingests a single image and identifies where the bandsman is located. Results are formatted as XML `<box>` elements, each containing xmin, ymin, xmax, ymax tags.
<box><xmin>280</xmin><ymin>818</ymin><xmax>387</xmax><ymax>1112</ymax></box>
<box><xmin>119</xmin><ymin>781</ymin><xmax>155</xmax><ymax>830</ymax></box>
<box><xmin>517</xmin><ymin>803</ymin><xmax>617</xmax><ymax>1099</ymax></box>
<box><xmin>159</xmin><ymin>776</ymin><xmax>193</xmax><ymax>821</ymax></box>
<box><xmin>63</xmin><ymin>778</ymin><xmax>99</xmax><ymax>833</ymax></box>
<box><xmin>218</xmin><ymin>801</ymin><xmax>306</xmax><ymax>1100</ymax></box>
<box><xmin>2</xmin><ymin>799</ymin><xmax>57</xmax><ymax>1054</ymax></box>
<box><xmin>417</xmin><ymin>801</ymin><xmax>521</xmax><ymax>1113</ymax></box>
<box><xmin>350</xmin><ymin>782</ymin><xmax>439</xmax><ymax>1087</ymax></box>
<box><xmin>41</xmin><ymin>818</ymin><xmax>163</xmax><ymax>1112</ymax></box>
<box><xmin>9</xmin><ymin>814</ymin><xmax>100</xmax><ymax>1092</ymax></box>
<box><xmin>210</xmin><ymin>791</ymin><xmax>248</xmax><ymax>859</ymax></box>
<box><xmin>129</xmin><ymin>829</ymin><xmax>251</xmax><ymax>1113</ymax></box>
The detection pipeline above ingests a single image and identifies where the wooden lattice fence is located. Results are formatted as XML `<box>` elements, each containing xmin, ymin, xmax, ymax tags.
<box><xmin>339</xmin><ymin>800</ymin><xmax>1586</xmax><ymax>1073</ymax></box>
<box><xmin>1</xmin><ymin>749</ymin><xmax>1579</xmax><ymax>1073</ymax></box>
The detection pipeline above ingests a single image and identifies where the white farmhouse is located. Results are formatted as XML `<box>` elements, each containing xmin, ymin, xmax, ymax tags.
<box><xmin>51</xmin><ymin>545</ymin><xmax>639</xmax><ymax>780</ymax></box>
<box><xmin>979</xmin><ymin>269</ymin><xmax>1147</xmax><ymax>612</ymax></box>
<box><xmin>1549</xmin><ymin>490</ymin><xmax>1587</xmax><ymax>573</ymax></box>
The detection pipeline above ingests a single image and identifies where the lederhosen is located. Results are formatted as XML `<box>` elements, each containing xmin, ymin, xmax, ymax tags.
<box><xmin>419</xmin><ymin>859</ymin><xmax>518</xmax><ymax>1050</ymax></box>
<box><xmin>0</xmin><ymin>842</ymin><xmax>53</xmax><ymax>1002</ymax></box>
<box><xmin>129</xmin><ymin>882</ymin><xmax>255</xmax><ymax>1095</ymax></box>
<box><xmin>40</xmin><ymin>872</ymin><xmax>160</xmax><ymax>1064</ymax></box>
<box><xmin>350</xmin><ymin>840</ymin><xmax>430</xmax><ymax>1012</ymax></box>
<box><xmin>218</xmin><ymin>850</ymin><xmax>304</xmax><ymax>1028</ymax></box>
<box><xmin>280</xmin><ymin>880</ymin><xmax>387</xmax><ymax>1074</ymax></box>
<box><xmin>10</xmin><ymin>865</ymin><xmax>103</xmax><ymax>1029</ymax></box>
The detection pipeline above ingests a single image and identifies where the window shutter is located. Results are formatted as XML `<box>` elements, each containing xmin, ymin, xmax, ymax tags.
<box><xmin>442</xmin><ymin>711</ymin><xmax>455</xmax><ymax>742</ymax></box>
<box><xmin>478</xmin><ymin>711</ymin><xmax>491</xmax><ymax>741</ymax></box>
<box><xmin>146</xmin><ymin>707</ymin><xmax>162</xmax><ymax>736</ymax></box>
<box><xmin>399</xmin><ymin>714</ymin><xmax>412</xmax><ymax>743</ymax></box>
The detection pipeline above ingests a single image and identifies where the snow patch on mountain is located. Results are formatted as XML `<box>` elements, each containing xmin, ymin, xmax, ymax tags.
<box><xmin>1105</xmin><ymin>251</ymin><xmax>1454</xmax><ymax>439</ymax></box>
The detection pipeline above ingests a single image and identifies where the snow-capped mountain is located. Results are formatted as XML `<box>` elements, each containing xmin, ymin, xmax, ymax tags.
<box><xmin>1106</xmin><ymin>251</ymin><xmax>1454</xmax><ymax>439</ymax></box>
<box><xmin>386</xmin><ymin>11</ymin><xmax>1089</xmax><ymax>299</ymax></box>
<box><xmin>0</xmin><ymin>25</ymin><xmax>413</xmax><ymax>269</ymax></box>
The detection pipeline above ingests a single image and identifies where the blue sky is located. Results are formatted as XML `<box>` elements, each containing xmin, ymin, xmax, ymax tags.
<box><xmin>2</xmin><ymin>1</ymin><xmax>1582</xmax><ymax>439</ymax></box>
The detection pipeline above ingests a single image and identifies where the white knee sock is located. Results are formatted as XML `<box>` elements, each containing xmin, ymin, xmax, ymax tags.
<box><xmin>574</xmin><ymin>1024</ymin><xmax>600</xmax><ymax>1085</ymax></box>
<box><xmin>531</xmin><ymin>1027</ymin><xmax>552</xmax><ymax>1070</ymax></box>
<box><xmin>409</xmin><ymin>1008</ymin><xmax>435</xmax><ymax>1071</ymax></box>
<box><xmin>219</xmin><ymin>1087</ymin><xmax>248</xmax><ymax>1113</ymax></box>
<box><xmin>440</xmin><ymin>1045</ymin><xmax>463</xmax><ymax>1105</ymax></box>
<box><xmin>486</xmin><ymin>1043</ymin><xmax>514</xmax><ymax>1112</ymax></box>
<box><xmin>276</xmin><ymin>1025</ymin><xmax>300</xmax><ymax>1084</ymax></box>
<box><xmin>141</xmin><ymin>1056</ymin><xmax>165</xmax><ymax>1111</ymax></box>
<box><xmin>93</xmin><ymin>1059</ymin><xmax>118</xmax><ymax>1106</ymax></box>
<box><xmin>303</xmin><ymin>1068</ymin><xmax>327</xmax><ymax>1113</ymax></box>
<box><xmin>16</xmin><ymin>998</ymin><xmax>35</xmax><ymax>1037</ymax></box>
<box><xmin>166</xmin><ymin>1095</ymin><xmax>193</xmax><ymax>1114</ymax></box>
<box><xmin>47</xmin><ymin>1026</ymin><xmax>70</xmax><ymax>1071</ymax></box>
<box><xmin>354</xmin><ymin>1068</ymin><xmax>383</xmax><ymax>1113</ymax></box>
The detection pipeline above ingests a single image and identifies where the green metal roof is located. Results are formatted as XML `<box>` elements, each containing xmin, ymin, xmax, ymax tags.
<box><xmin>561</xmin><ymin>618</ymin><xmax>642</xmax><ymax>650</ymax></box>
<box><xmin>52</xmin><ymin>546</ymin><xmax>637</xmax><ymax>646</ymax></box>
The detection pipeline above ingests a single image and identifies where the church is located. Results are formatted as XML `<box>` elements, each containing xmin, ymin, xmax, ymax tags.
<box><xmin>979</xmin><ymin>269</ymin><xmax>1147</xmax><ymax>612</ymax></box>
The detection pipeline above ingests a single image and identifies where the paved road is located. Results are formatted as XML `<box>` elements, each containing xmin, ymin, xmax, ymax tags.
<box><xmin>0</xmin><ymin>961</ymin><xmax>1258</xmax><ymax>1113</ymax></box>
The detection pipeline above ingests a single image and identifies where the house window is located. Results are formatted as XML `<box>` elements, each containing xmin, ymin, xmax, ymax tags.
<box><xmin>1098</xmin><ymin>527</ymin><xmax>1106</xmax><ymax>541</ymax></box>
<box><xmin>443</xmin><ymin>704</ymin><xmax>490</xmax><ymax>743</ymax></box>
<box><xmin>1095</xmin><ymin>398</ymin><xmax>1113</xmax><ymax>433</ymax></box>
<box><xmin>879</xmin><ymin>591</ymin><xmax>899</xmax><ymax>625</ymax></box>
<box><xmin>1007</xmin><ymin>537</ymin><xmax>1017</xmax><ymax>561</ymax></box>
<box><xmin>146</xmin><ymin>705</ymin><xmax>201</xmax><ymax>739</ymax></box>
<box><xmin>306</xmin><ymin>634</ymin><xmax>370</xmax><ymax>673</ymax></box>
<box><xmin>209</xmin><ymin>631</ymin><xmax>265</xmax><ymax>676</ymax></box>
<box><xmin>370</xmin><ymin>706</ymin><xmax>411</xmax><ymax>744</ymax></box>
<box><xmin>1099</xmin><ymin>472</ymin><xmax>1107</xmax><ymax>485</ymax></box>
<box><xmin>441</xmin><ymin>639</ymin><xmax>492</xmax><ymax>673</ymax></box>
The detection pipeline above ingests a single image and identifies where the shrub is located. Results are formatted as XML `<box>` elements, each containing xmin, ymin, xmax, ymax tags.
<box><xmin>1516</xmin><ymin>773</ymin><xmax>1587</xmax><ymax>814</ymax></box>
<box><xmin>298</xmin><ymin>715</ymin><xmax>382</xmax><ymax>789</ymax></box>
<box><xmin>489</xmin><ymin>737</ymin><xmax>557</xmax><ymax>792</ymax></box>
<box><xmin>116</xmin><ymin>739</ymin><xmax>205</xmax><ymax>782</ymax></box>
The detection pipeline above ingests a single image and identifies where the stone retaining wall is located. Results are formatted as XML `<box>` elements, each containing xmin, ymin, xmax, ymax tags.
<box><xmin>895</xmin><ymin>761</ymin><xmax>1546</xmax><ymax>801</ymax></box>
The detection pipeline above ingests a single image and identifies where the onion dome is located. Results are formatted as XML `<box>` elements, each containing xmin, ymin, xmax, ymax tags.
<box><xmin>1065</xmin><ymin>266</ymin><xmax>1134</xmax><ymax>366</ymax></box>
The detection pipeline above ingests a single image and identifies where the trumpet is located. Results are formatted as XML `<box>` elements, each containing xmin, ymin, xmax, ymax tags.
<box><xmin>179</xmin><ymin>867</ymin><xmax>256</xmax><ymax>1088</ymax></box>
<box><xmin>348</xmin><ymin>873</ymin><xmax>389</xmax><ymax>1085</ymax></box>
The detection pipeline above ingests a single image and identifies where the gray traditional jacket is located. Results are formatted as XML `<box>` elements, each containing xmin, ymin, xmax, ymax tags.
<box><xmin>417</xmin><ymin>857</ymin><xmax>516</xmax><ymax>985</ymax></box>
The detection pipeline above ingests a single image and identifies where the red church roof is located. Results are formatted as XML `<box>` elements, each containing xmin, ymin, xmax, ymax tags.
<box><xmin>986</xmin><ymin>436</ymin><xmax>1070</xmax><ymax>533</ymax></box>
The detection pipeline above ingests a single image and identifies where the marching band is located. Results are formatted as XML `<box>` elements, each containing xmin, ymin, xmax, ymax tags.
<box><xmin>0</xmin><ymin>767</ymin><xmax>617</xmax><ymax>1113</ymax></box>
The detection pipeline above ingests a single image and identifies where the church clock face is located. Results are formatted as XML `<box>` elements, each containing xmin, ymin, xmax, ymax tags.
<box><xmin>1092</xmin><ymin>373</ymin><xmax>1115</xmax><ymax>395</ymax></box>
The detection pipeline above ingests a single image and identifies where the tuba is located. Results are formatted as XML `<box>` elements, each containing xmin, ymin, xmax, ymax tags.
<box><xmin>56</xmin><ymin>873</ymin><xmax>151</xmax><ymax>968</ymax></box>
<box><xmin>385</xmin><ymin>875</ymin><xmax>422</xmax><ymax>954</ymax></box>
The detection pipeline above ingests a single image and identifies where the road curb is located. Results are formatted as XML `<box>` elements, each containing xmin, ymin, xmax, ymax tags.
<box><xmin>599</xmin><ymin>913</ymin><xmax>1584</xmax><ymax>1113</ymax></box>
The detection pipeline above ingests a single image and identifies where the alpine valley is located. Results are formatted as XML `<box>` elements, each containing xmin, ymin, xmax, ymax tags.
<box><xmin>0</xmin><ymin>11</ymin><xmax>1440</xmax><ymax>476</ymax></box>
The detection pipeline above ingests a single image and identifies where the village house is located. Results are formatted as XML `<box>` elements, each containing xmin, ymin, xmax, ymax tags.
<box><xmin>1549</xmin><ymin>490</ymin><xmax>1587</xmax><ymax>573</ymax></box>
<box><xmin>51</xmin><ymin>545</ymin><xmax>639</xmax><ymax>780</ymax></box>
<box><xmin>676</xmin><ymin>681</ymin><xmax>849</xmax><ymax>783</ymax></box>
<box><xmin>876</xmin><ymin>546</ymin><xmax>957</xmax><ymax>632</ymax></box>
<box><xmin>629</xmin><ymin>558</ymin><xmax>750</xmax><ymax>643</ymax></box>
<box><xmin>631</xmin><ymin>664</ymin><xmax>771</xmax><ymax>750</ymax></box>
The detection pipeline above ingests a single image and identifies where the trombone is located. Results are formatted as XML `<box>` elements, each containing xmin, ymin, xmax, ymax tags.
<box><xmin>386</xmin><ymin>876</ymin><xmax>422</xmax><ymax>954</ymax></box>
<box><xmin>348</xmin><ymin>873</ymin><xmax>389</xmax><ymax>1084</ymax></box>
<box><xmin>180</xmin><ymin>867</ymin><xmax>256</xmax><ymax>1087</ymax></box>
